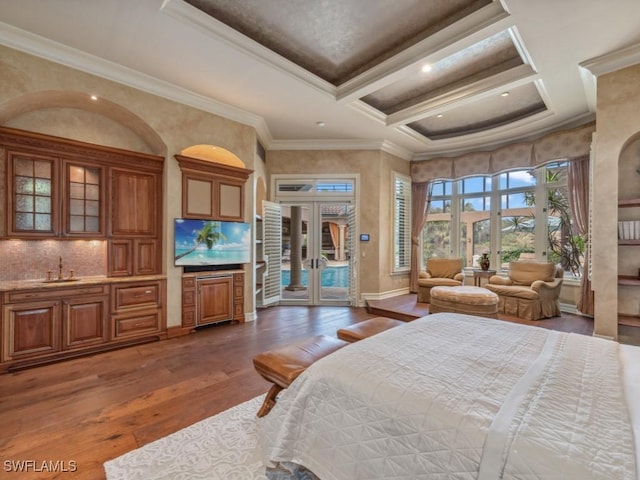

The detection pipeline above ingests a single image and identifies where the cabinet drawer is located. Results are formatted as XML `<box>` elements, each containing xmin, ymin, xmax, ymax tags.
<box><xmin>4</xmin><ymin>285</ymin><xmax>108</xmax><ymax>303</ymax></box>
<box><xmin>112</xmin><ymin>310</ymin><xmax>161</xmax><ymax>339</ymax></box>
<box><xmin>112</xmin><ymin>283</ymin><xmax>161</xmax><ymax>311</ymax></box>
<box><xmin>234</xmin><ymin>284</ymin><xmax>243</xmax><ymax>299</ymax></box>
<box><xmin>183</xmin><ymin>277</ymin><xmax>196</xmax><ymax>289</ymax></box>
<box><xmin>183</xmin><ymin>289</ymin><xmax>195</xmax><ymax>307</ymax></box>
<box><xmin>182</xmin><ymin>308</ymin><xmax>195</xmax><ymax>327</ymax></box>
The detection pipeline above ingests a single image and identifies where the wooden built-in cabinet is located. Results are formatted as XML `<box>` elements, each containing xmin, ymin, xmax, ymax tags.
<box><xmin>2</xmin><ymin>284</ymin><xmax>109</xmax><ymax>365</ymax></box>
<box><xmin>198</xmin><ymin>275</ymin><xmax>233</xmax><ymax>326</ymax></box>
<box><xmin>181</xmin><ymin>271</ymin><xmax>244</xmax><ymax>329</ymax></box>
<box><xmin>0</xmin><ymin>127</ymin><xmax>163</xmax><ymax>277</ymax></box>
<box><xmin>107</xmin><ymin>166</ymin><xmax>162</xmax><ymax>276</ymax></box>
<box><xmin>175</xmin><ymin>153</ymin><xmax>250</xmax><ymax>331</ymax></box>
<box><xmin>0</xmin><ymin>279</ymin><xmax>165</xmax><ymax>372</ymax></box>
<box><xmin>111</xmin><ymin>280</ymin><xmax>165</xmax><ymax>339</ymax></box>
<box><xmin>0</xmin><ymin>125</ymin><xmax>167</xmax><ymax>372</ymax></box>
<box><xmin>175</xmin><ymin>154</ymin><xmax>252</xmax><ymax>221</ymax></box>
<box><xmin>5</xmin><ymin>152</ymin><xmax>105</xmax><ymax>238</ymax></box>
<box><xmin>62</xmin><ymin>294</ymin><xmax>109</xmax><ymax>350</ymax></box>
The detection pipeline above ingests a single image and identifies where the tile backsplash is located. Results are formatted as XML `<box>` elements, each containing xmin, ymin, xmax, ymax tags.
<box><xmin>0</xmin><ymin>240</ymin><xmax>107</xmax><ymax>281</ymax></box>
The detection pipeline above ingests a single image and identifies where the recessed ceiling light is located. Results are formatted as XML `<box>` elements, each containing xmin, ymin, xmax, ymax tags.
<box><xmin>436</xmin><ymin>114</ymin><xmax>444</xmax><ymax>118</ymax></box>
<box><xmin>316</xmin><ymin>121</ymin><xmax>326</xmax><ymax>127</ymax></box>
<box><xmin>421</xmin><ymin>64</ymin><xmax>432</xmax><ymax>73</ymax></box>
<box><xmin>501</xmin><ymin>92</ymin><xmax>510</xmax><ymax>97</ymax></box>
<box><xmin>90</xmin><ymin>94</ymin><xmax>98</xmax><ymax>101</ymax></box>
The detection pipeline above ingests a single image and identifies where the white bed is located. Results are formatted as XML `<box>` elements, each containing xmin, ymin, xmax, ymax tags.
<box><xmin>259</xmin><ymin>313</ymin><xmax>639</xmax><ymax>480</ymax></box>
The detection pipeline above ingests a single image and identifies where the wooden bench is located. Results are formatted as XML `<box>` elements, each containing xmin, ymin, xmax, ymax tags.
<box><xmin>337</xmin><ymin>316</ymin><xmax>406</xmax><ymax>342</ymax></box>
<box><xmin>253</xmin><ymin>335</ymin><xmax>348</xmax><ymax>417</ymax></box>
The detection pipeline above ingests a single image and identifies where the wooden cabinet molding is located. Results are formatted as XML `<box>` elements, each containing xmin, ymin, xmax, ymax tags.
<box><xmin>0</xmin><ymin>127</ymin><xmax>164</xmax><ymax>173</ymax></box>
<box><xmin>175</xmin><ymin>154</ymin><xmax>252</xmax><ymax>222</ymax></box>
<box><xmin>110</xmin><ymin>280</ymin><xmax>166</xmax><ymax>340</ymax></box>
<box><xmin>0</xmin><ymin>278</ymin><xmax>167</xmax><ymax>372</ymax></box>
<box><xmin>2</xmin><ymin>284</ymin><xmax>109</xmax><ymax>364</ymax></box>
<box><xmin>0</xmin><ymin>126</ymin><xmax>164</xmax><ymax>276</ymax></box>
<box><xmin>181</xmin><ymin>271</ymin><xmax>244</xmax><ymax>328</ymax></box>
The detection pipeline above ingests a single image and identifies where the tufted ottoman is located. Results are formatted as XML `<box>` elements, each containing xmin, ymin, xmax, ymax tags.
<box><xmin>253</xmin><ymin>335</ymin><xmax>348</xmax><ymax>417</ymax></box>
<box><xmin>337</xmin><ymin>316</ymin><xmax>406</xmax><ymax>342</ymax></box>
<box><xmin>429</xmin><ymin>285</ymin><xmax>499</xmax><ymax>318</ymax></box>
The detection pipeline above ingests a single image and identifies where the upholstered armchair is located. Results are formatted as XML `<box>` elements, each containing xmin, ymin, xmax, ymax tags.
<box><xmin>417</xmin><ymin>258</ymin><xmax>464</xmax><ymax>303</ymax></box>
<box><xmin>484</xmin><ymin>261</ymin><xmax>564</xmax><ymax>320</ymax></box>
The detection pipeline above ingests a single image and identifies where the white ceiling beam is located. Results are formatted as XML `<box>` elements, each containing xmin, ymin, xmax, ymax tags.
<box><xmin>386</xmin><ymin>64</ymin><xmax>538</xmax><ymax>127</ymax></box>
<box><xmin>334</xmin><ymin>2</ymin><xmax>511</xmax><ymax>104</ymax></box>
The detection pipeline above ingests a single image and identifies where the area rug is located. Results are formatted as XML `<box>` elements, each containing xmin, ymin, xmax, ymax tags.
<box><xmin>104</xmin><ymin>395</ymin><xmax>268</xmax><ymax>479</ymax></box>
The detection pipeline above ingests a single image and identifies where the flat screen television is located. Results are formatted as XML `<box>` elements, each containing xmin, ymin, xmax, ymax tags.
<box><xmin>174</xmin><ymin>219</ymin><xmax>251</xmax><ymax>267</ymax></box>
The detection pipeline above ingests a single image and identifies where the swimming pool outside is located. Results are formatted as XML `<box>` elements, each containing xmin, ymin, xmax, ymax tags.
<box><xmin>281</xmin><ymin>265</ymin><xmax>349</xmax><ymax>288</ymax></box>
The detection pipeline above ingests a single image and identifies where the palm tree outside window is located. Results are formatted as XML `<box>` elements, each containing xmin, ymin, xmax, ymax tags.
<box><xmin>421</xmin><ymin>163</ymin><xmax>585</xmax><ymax>278</ymax></box>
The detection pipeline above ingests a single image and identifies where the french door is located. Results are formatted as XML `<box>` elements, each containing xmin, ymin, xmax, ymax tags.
<box><xmin>280</xmin><ymin>201</ymin><xmax>355</xmax><ymax>306</ymax></box>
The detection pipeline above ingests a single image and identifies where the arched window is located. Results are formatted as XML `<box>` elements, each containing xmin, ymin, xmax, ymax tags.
<box><xmin>421</xmin><ymin>162</ymin><xmax>584</xmax><ymax>278</ymax></box>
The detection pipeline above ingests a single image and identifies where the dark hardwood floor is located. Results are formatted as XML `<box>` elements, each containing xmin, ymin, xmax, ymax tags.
<box><xmin>0</xmin><ymin>296</ymin><xmax>628</xmax><ymax>479</ymax></box>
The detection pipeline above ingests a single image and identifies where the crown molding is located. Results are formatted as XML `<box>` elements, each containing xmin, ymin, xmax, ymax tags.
<box><xmin>380</xmin><ymin>140</ymin><xmax>413</xmax><ymax>161</ymax></box>
<box><xmin>411</xmin><ymin>111</ymin><xmax>594</xmax><ymax>160</ymax></box>
<box><xmin>0</xmin><ymin>21</ymin><xmax>267</xmax><ymax>134</ymax></box>
<box><xmin>579</xmin><ymin>41</ymin><xmax>640</xmax><ymax>78</ymax></box>
<box><xmin>578</xmin><ymin>42</ymin><xmax>640</xmax><ymax>114</ymax></box>
<box><xmin>268</xmin><ymin>138</ymin><xmax>412</xmax><ymax>161</ymax></box>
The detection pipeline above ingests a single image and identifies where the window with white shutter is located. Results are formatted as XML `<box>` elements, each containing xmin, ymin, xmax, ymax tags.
<box><xmin>393</xmin><ymin>172</ymin><xmax>412</xmax><ymax>273</ymax></box>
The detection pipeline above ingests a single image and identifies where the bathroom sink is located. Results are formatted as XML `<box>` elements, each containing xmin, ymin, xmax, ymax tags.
<box><xmin>43</xmin><ymin>278</ymin><xmax>81</xmax><ymax>283</ymax></box>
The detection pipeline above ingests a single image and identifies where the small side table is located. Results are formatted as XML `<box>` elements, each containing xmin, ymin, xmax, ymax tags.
<box><xmin>473</xmin><ymin>269</ymin><xmax>496</xmax><ymax>287</ymax></box>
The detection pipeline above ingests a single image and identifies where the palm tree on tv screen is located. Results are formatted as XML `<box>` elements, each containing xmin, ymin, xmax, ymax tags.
<box><xmin>175</xmin><ymin>221</ymin><xmax>227</xmax><ymax>261</ymax></box>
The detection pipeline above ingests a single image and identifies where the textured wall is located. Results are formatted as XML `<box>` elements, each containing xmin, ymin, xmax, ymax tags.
<box><xmin>265</xmin><ymin>149</ymin><xmax>411</xmax><ymax>298</ymax></box>
<box><xmin>593</xmin><ymin>62</ymin><xmax>640</xmax><ymax>339</ymax></box>
<box><xmin>0</xmin><ymin>45</ymin><xmax>256</xmax><ymax>327</ymax></box>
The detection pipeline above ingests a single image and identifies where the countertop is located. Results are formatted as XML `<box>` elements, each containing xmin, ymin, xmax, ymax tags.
<box><xmin>0</xmin><ymin>274</ymin><xmax>166</xmax><ymax>292</ymax></box>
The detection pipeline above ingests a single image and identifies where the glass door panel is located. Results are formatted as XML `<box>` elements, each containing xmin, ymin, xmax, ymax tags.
<box><xmin>280</xmin><ymin>202</ymin><xmax>351</xmax><ymax>305</ymax></box>
<box><xmin>281</xmin><ymin>204</ymin><xmax>310</xmax><ymax>303</ymax></box>
<box><xmin>319</xmin><ymin>203</ymin><xmax>350</xmax><ymax>303</ymax></box>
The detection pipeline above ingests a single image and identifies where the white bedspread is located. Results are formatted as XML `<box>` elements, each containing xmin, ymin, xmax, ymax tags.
<box><xmin>259</xmin><ymin>313</ymin><xmax>636</xmax><ymax>479</ymax></box>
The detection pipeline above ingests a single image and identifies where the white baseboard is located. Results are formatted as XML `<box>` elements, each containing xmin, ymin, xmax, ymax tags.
<box><xmin>360</xmin><ymin>287</ymin><xmax>411</xmax><ymax>307</ymax></box>
<box><xmin>559</xmin><ymin>302</ymin><xmax>577</xmax><ymax>314</ymax></box>
<box><xmin>593</xmin><ymin>333</ymin><xmax>615</xmax><ymax>341</ymax></box>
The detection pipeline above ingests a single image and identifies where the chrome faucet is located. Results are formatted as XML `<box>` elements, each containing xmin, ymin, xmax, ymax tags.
<box><xmin>58</xmin><ymin>256</ymin><xmax>64</xmax><ymax>280</ymax></box>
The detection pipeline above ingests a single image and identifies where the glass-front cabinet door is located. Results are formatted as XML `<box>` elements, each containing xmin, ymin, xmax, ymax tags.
<box><xmin>7</xmin><ymin>153</ymin><xmax>106</xmax><ymax>238</ymax></box>
<box><xmin>8</xmin><ymin>153</ymin><xmax>57</xmax><ymax>236</ymax></box>
<box><xmin>64</xmin><ymin>161</ymin><xmax>104</xmax><ymax>236</ymax></box>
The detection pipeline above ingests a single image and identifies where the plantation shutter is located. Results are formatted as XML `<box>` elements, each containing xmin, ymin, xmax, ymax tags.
<box><xmin>347</xmin><ymin>204</ymin><xmax>357</xmax><ymax>306</ymax></box>
<box><xmin>261</xmin><ymin>201</ymin><xmax>281</xmax><ymax>306</ymax></box>
<box><xmin>394</xmin><ymin>173</ymin><xmax>412</xmax><ymax>272</ymax></box>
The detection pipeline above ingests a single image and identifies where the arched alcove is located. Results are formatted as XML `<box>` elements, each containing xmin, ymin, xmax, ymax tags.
<box><xmin>617</xmin><ymin>133</ymin><xmax>640</xmax><ymax>318</ymax></box>
<box><xmin>180</xmin><ymin>144</ymin><xmax>246</xmax><ymax>168</ymax></box>
<box><xmin>0</xmin><ymin>90</ymin><xmax>166</xmax><ymax>155</ymax></box>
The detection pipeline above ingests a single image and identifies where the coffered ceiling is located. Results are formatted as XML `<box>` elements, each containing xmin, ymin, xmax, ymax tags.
<box><xmin>1</xmin><ymin>0</ymin><xmax>640</xmax><ymax>160</ymax></box>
